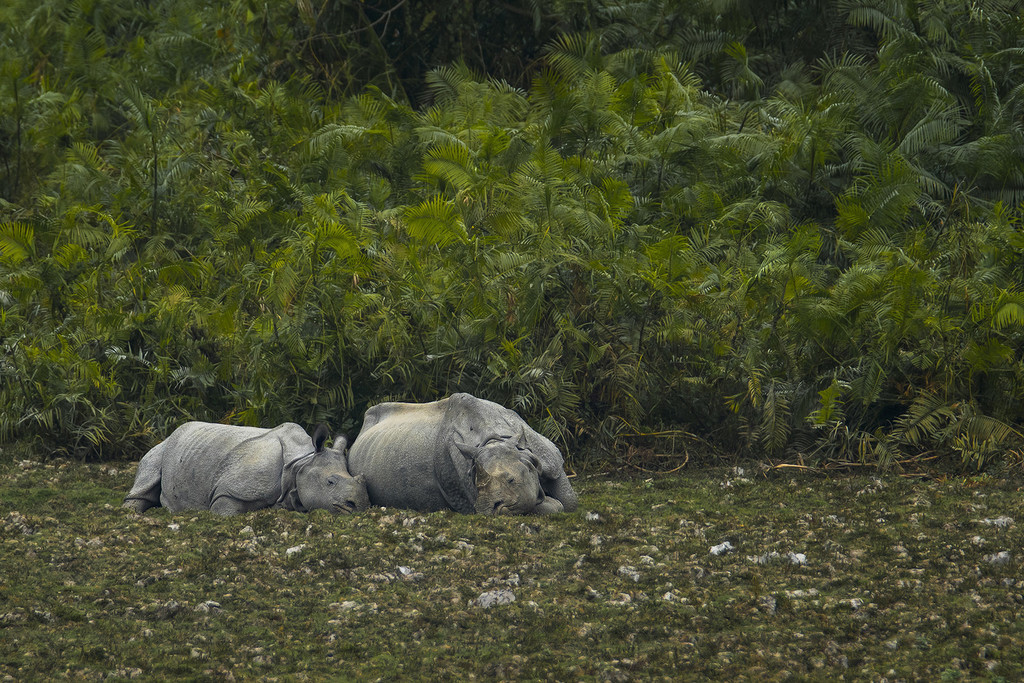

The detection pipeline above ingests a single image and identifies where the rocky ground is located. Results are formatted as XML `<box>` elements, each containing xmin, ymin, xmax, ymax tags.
<box><xmin>1</xmin><ymin>455</ymin><xmax>1022</xmax><ymax>680</ymax></box>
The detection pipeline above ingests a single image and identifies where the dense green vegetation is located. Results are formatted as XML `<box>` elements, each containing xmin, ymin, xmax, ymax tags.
<box><xmin>2</xmin><ymin>458</ymin><xmax>1023</xmax><ymax>679</ymax></box>
<box><xmin>2</xmin><ymin>0</ymin><xmax>1024</xmax><ymax>466</ymax></box>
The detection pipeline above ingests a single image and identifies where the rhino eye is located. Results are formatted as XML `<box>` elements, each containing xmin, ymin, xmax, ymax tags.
<box><xmin>327</xmin><ymin>476</ymin><xmax>339</xmax><ymax>487</ymax></box>
<box><xmin>507</xmin><ymin>476</ymin><xmax>516</xmax><ymax>485</ymax></box>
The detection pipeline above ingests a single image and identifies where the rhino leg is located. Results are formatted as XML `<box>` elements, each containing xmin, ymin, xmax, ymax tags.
<box><xmin>209</xmin><ymin>495</ymin><xmax>250</xmax><ymax>516</ymax></box>
<box><xmin>533</xmin><ymin>496</ymin><xmax>564</xmax><ymax>515</ymax></box>
<box><xmin>542</xmin><ymin>474</ymin><xmax>578</xmax><ymax>513</ymax></box>
<box><xmin>123</xmin><ymin>443</ymin><xmax>165</xmax><ymax>513</ymax></box>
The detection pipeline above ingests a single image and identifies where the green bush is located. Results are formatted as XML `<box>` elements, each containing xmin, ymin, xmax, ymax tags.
<box><xmin>2</xmin><ymin>0</ymin><xmax>1022</xmax><ymax>467</ymax></box>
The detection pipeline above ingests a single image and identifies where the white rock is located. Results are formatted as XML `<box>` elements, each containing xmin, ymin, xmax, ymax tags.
<box><xmin>710</xmin><ymin>541</ymin><xmax>734</xmax><ymax>556</ymax></box>
<box><xmin>788</xmin><ymin>552</ymin><xmax>807</xmax><ymax>565</ymax></box>
<box><xmin>285</xmin><ymin>544</ymin><xmax>306</xmax><ymax>556</ymax></box>
<box><xmin>748</xmin><ymin>552</ymin><xmax>780</xmax><ymax>565</ymax></box>
<box><xmin>397</xmin><ymin>566</ymin><xmax>425</xmax><ymax>581</ymax></box>
<box><xmin>986</xmin><ymin>551</ymin><xmax>1012</xmax><ymax>565</ymax></box>
<box><xmin>329</xmin><ymin>601</ymin><xmax>360</xmax><ymax>612</ymax></box>
<box><xmin>585</xmin><ymin>511</ymin><xmax>601</xmax><ymax>522</ymax></box>
<box><xmin>194</xmin><ymin>600</ymin><xmax>222</xmax><ymax>613</ymax></box>
<box><xmin>474</xmin><ymin>590</ymin><xmax>516</xmax><ymax>608</ymax></box>
<box><xmin>239</xmin><ymin>526</ymin><xmax>254</xmax><ymax>536</ymax></box>
<box><xmin>617</xmin><ymin>565</ymin><xmax>641</xmax><ymax>582</ymax></box>
<box><xmin>608</xmin><ymin>593</ymin><xmax>633</xmax><ymax>605</ymax></box>
<box><xmin>167</xmin><ymin>524</ymin><xmax>180</xmax><ymax>532</ymax></box>
<box><xmin>981</xmin><ymin>516</ymin><xmax>1014</xmax><ymax>528</ymax></box>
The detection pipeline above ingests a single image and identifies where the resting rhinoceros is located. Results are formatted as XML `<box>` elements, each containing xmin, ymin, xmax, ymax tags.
<box><xmin>347</xmin><ymin>393</ymin><xmax>577</xmax><ymax>515</ymax></box>
<box><xmin>123</xmin><ymin>422</ymin><xmax>370</xmax><ymax>516</ymax></box>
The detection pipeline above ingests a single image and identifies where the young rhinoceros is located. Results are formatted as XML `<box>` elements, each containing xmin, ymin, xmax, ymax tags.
<box><xmin>347</xmin><ymin>393</ymin><xmax>577</xmax><ymax>515</ymax></box>
<box><xmin>123</xmin><ymin>422</ymin><xmax>369</xmax><ymax>516</ymax></box>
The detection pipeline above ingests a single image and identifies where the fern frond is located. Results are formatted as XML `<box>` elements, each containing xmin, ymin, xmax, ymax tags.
<box><xmin>898</xmin><ymin>103</ymin><xmax>965</xmax><ymax>157</ymax></box>
<box><xmin>0</xmin><ymin>222</ymin><xmax>35</xmax><ymax>264</ymax></box>
<box><xmin>545</xmin><ymin>33</ymin><xmax>603</xmax><ymax>82</ymax></box>
<box><xmin>761</xmin><ymin>382</ymin><xmax>792</xmax><ymax>454</ymax></box>
<box><xmin>892</xmin><ymin>391</ymin><xmax>956</xmax><ymax>447</ymax></box>
<box><xmin>992</xmin><ymin>295</ymin><xmax>1024</xmax><ymax>330</ymax></box>
<box><xmin>422</xmin><ymin>141</ymin><xmax>475</xmax><ymax>191</ymax></box>
<box><xmin>404</xmin><ymin>196</ymin><xmax>467</xmax><ymax>247</ymax></box>
<box><xmin>424</xmin><ymin>62</ymin><xmax>479</xmax><ymax>105</ymax></box>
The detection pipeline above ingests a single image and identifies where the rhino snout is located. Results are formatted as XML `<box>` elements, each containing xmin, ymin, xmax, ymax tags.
<box><xmin>331</xmin><ymin>491</ymin><xmax>369</xmax><ymax>514</ymax></box>
<box><xmin>332</xmin><ymin>500</ymin><xmax>358</xmax><ymax>515</ymax></box>
<box><xmin>488</xmin><ymin>488</ymin><xmax>544</xmax><ymax>516</ymax></box>
<box><xmin>327</xmin><ymin>477</ymin><xmax>370</xmax><ymax>515</ymax></box>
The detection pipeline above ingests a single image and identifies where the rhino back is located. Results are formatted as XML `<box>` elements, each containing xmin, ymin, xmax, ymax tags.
<box><xmin>348</xmin><ymin>406</ymin><xmax>452</xmax><ymax>511</ymax></box>
<box><xmin>211</xmin><ymin>422</ymin><xmax>319</xmax><ymax>513</ymax></box>
<box><xmin>157</xmin><ymin>422</ymin><xmax>268</xmax><ymax>511</ymax></box>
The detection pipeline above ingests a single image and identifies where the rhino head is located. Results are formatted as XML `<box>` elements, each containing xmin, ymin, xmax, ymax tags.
<box><xmin>456</xmin><ymin>435</ymin><xmax>548</xmax><ymax>515</ymax></box>
<box><xmin>281</xmin><ymin>426</ymin><xmax>370</xmax><ymax>514</ymax></box>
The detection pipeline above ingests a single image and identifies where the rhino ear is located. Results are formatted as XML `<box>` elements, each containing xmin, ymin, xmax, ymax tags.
<box><xmin>525</xmin><ymin>453</ymin><xmax>542</xmax><ymax>472</ymax></box>
<box><xmin>453</xmin><ymin>440</ymin><xmax>479</xmax><ymax>461</ymax></box>
<box><xmin>311</xmin><ymin>424</ymin><xmax>330</xmax><ymax>452</ymax></box>
<box><xmin>278</xmin><ymin>451</ymin><xmax>315</xmax><ymax>513</ymax></box>
<box><xmin>454</xmin><ymin>441</ymin><xmax>483</xmax><ymax>486</ymax></box>
<box><xmin>472</xmin><ymin>459</ymin><xmax>488</xmax><ymax>486</ymax></box>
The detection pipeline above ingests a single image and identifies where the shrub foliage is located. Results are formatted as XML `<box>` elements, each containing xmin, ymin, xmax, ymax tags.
<box><xmin>2</xmin><ymin>0</ymin><xmax>1023</xmax><ymax>466</ymax></box>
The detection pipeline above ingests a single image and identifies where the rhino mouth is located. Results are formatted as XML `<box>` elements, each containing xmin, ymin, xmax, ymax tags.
<box><xmin>332</xmin><ymin>501</ymin><xmax>358</xmax><ymax>515</ymax></box>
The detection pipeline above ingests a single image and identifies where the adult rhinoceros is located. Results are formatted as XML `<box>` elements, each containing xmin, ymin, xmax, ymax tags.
<box><xmin>347</xmin><ymin>393</ymin><xmax>577</xmax><ymax>515</ymax></box>
<box><xmin>123</xmin><ymin>422</ymin><xmax>369</xmax><ymax>516</ymax></box>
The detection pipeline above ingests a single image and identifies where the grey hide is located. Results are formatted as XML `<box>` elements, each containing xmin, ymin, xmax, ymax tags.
<box><xmin>347</xmin><ymin>393</ymin><xmax>578</xmax><ymax>514</ymax></box>
<box><xmin>123</xmin><ymin>421</ymin><xmax>369</xmax><ymax>515</ymax></box>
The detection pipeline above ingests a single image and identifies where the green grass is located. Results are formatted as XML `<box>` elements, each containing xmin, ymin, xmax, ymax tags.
<box><xmin>1</xmin><ymin>451</ymin><xmax>1022</xmax><ymax>680</ymax></box>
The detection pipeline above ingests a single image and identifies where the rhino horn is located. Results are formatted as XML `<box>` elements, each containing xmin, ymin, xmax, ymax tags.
<box><xmin>515</xmin><ymin>426</ymin><xmax>528</xmax><ymax>450</ymax></box>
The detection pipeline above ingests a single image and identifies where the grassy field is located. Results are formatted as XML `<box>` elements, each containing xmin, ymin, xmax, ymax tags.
<box><xmin>1</xmin><ymin>450</ymin><xmax>1022</xmax><ymax>681</ymax></box>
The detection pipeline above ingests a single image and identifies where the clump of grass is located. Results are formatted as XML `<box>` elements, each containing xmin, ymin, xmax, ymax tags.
<box><xmin>1</xmin><ymin>453</ymin><xmax>1022</xmax><ymax>680</ymax></box>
